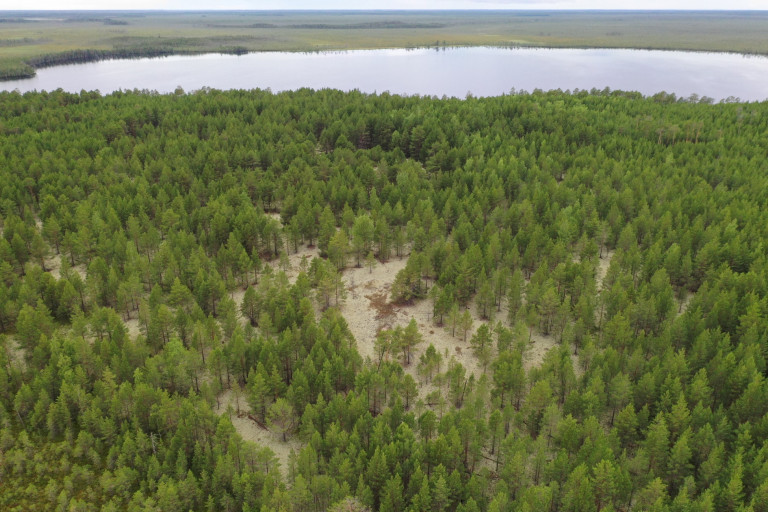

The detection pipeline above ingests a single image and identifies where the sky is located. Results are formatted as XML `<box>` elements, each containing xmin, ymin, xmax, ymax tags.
<box><xmin>1</xmin><ymin>1</ymin><xmax>765</xmax><ymax>10</ymax></box>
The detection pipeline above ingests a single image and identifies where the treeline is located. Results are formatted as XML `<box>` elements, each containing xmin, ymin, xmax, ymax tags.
<box><xmin>2</xmin><ymin>45</ymin><xmax>248</xmax><ymax>82</ymax></box>
<box><xmin>206</xmin><ymin>21</ymin><xmax>447</xmax><ymax>29</ymax></box>
<box><xmin>0</xmin><ymin>62</ymin><xmax>35</xmax><ymax>81</ymax></box>
<box><xmin>26</xmin><ymin>48</ymin><xmax>178</xmax><ymax>69</ymax></box>
<box><xmin>1</xmin><ymin>87</ymin><xmax>768</xmax><ymax>511</ymax></box>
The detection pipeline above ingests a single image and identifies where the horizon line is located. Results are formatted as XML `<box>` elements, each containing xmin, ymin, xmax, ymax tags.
<box><xmin>2</xmin><ymin>8</ymin><xmax>768</xmax><ymax>12</ymax></box>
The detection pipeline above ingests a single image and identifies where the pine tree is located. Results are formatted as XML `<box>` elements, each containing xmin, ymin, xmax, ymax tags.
<box><xmin>267</xmin><ymin>398</ymin><xmax>296</xmax><ymax>442</ymax></box>
<box><xmin>458</xmin><ymin>310</ymin><xmax>474</xmax><ymax>343</ymax></box>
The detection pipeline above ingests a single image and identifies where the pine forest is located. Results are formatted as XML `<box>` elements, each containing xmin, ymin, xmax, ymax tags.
<box><xmin>1</xmin><ymin>87</ymin><xmax>768</xmax><ymax>512</ymax></box>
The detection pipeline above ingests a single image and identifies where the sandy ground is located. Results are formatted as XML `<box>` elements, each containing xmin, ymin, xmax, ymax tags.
<box><xmin>339</xmin><ymin>256</ymin><xmax>558</xmax><ymax>384</ymax></box>
<box><xmin>32</xmin><ymin>215</ymin><xmax>86</xmax><ymax>280</ymax></box>
<box><xmin>340</xmin><ymin>256</ymin><xmax>409</xmax><ymax>363</ymax></box>
<box><xmin>270</xmin><ymin>244</ymin><xmax>321</xmax><ymax>284</ymax></box>
<box><xmin>215</xmin><ymin>388</ymin><xmax>300</xmax><ymax>478</ymax></box>
<box><xmin>124</xmin><ymin>318</ymin><xmax>142</xmax><ymax>340</ymax></box>
<box><xmin>678</xmin><ymin>292</ymin><xmax>695</xmax><ymax>315</ymax></box>
<box><xmin>44</xmin><ymin>251</ymin><xmax>87</xmax><ymax>281</ymax></box>
<box><xmin>528</xmin><ymin>331</ymin><xmax>559</xmax><ymax>369</ymax></box>
<box><xmin>576</xmin><ymin>250</ymin><xmax>617</xmax><ymax>377</ymax></box>
<box><xmin>230</xmin><ymin>287</ymin><xmax>247</xmax><ymax>305</ymax></box>
<box><xmin>5</xmin><ymin>336</ymin><xmax>26</xmax><ymax>368</ymax></box>
<box><xmin>596</xmin><ymin>250</ymin><xmax>615</xmax><ymax>291</ymax></box>
<box><xmin>229</xmin><ymin>287</ymin><xmax>252</xmax><ymax>328</ymax></box>
<box><xmin>35</xmin><ymin>215</ymin><xmax>86</xmax><ymax>281</ymax></box>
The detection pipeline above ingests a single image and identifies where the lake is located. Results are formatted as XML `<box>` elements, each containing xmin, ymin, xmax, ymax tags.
<box><xmin>3</xmin><ymin>47</ymin><xmax>768</xmax><ymax>101</ymax></box>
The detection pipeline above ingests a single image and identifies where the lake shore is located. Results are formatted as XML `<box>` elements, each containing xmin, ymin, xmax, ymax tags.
<box><xmin>2</xmin><ymin>10</ymin><xmax>768</xmax><ymax>80</ymax></box>
<box><xmin>3</xmin><ymin>47</ymin><xmax>767</xmax><ymax>102</ymax></box>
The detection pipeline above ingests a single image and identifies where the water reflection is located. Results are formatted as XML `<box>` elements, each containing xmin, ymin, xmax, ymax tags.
<box><xmin>2</xmin><ymin>47</ymin><xmax>767</xmax><ymax>102</ymax></box>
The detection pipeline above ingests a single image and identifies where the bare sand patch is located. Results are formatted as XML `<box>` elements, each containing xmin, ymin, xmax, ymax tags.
<box><xmin>678</xmin><ymin>292</ymin><xmax>695</xmax><ymax>315</ymax></box>
<box><xmin>397</xmin><ymin>297</ymin><xmax>484</xmax><ymax>379</ymax></box>
<box><xmin>45</xmin><ymin>252</ymin><xmax>62</xmax><ymax>278</ymax></box>
<box><xmin>229</xmin><ymin>287</ymin><xmax>252</xmax><ymax>327</ymax></box>
<box><xmin>571</xmin><ymin>353</ymin><xmax>584</xmax><ymax>379</ymax></box>
<box><xmin>268</xmin><ymin>243</ymin><xmax>321</xmax><ymax>284</ymax></box>
<box><xmin>340</xmin><ymin>254</ymin><xmax>561</xmax><ymax>384</ymax></box>
<box><xmin>339</xmin><ymin>257</ymin><xmax>408</xmax><ymax>363</ymax></box>
<box><xmin>44</xmin><ymin>251</ymin><xmax>86</xmax><ymax>281</ymax></box>
<box><xmin>265</xmin><ymin>212</ymin><xmax>282</xmax><ymax>223</ymax></box>
<box><xmin>215</xmin><ymin>388</ymin><xmax>300</xmax><ymax>479</ymax></box>
<box><xmin>526</xmin><ymin>332</ymin><xmax>558</xmax><ymax>369</ymax></box>
<box><xmin>124</xmin><ymin>318</ymin><xmax>142</xmax><ymax>340</ymax></box>
<box><xmin>31</xmin><ymin>216</ymin><xmax>87</xmax><ymax>280</ymax></box>
<box><xmin>230</xmin><ymin>287</ymin><xmax>246</xmax><ymax>305</ymax></box>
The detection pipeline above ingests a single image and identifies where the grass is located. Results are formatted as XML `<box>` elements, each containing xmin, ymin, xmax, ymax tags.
<box><xmin>2</xmin><ymin>10</ymin><xmax>768</xmax><ymax>80</ymax></box>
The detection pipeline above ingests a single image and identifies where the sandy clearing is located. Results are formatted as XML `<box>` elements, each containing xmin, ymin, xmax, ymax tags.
<box><xmin>526</xmin><ymin>332</ymin><xmax>559</xmax><ymax>369</ymax></box>
<box><xmin>339</xmin><ymin>256</ymin><xmax>409</xmax><ymax>363</ymax></box>
<box><xmin>399</xmin><ymin>294</ymin><xmax>559</xmax><ymax>377</ymax></box>
<box><xmin>45</xmin><ymin>253</ymin><xmax>87</xmax><ymax>281</ymax></box>
<box><xmin>396</xmin><ymin>295</ymin><xmax>484</xmax><ymax>379</ymax></box>
<box><xmin>339</xmin><ymin>254</ymin><xmax>559</xmax><ymax>383</ymax></box>
<box><xmin>215</xmin><ymin>388</ymin><xmax>300</xmax><ymax>479</ymax></box>
<box><xmin>571</xmin><ymin>353</ymin><xmax>584</xmax><ymax>379</ymax></box>
<box><xmin>267</xmin><ymin>243</ymin><xmax>322</xmax><ymax>285</ymax></box>
<box><xmin>46</xmin><ymin>252</ymin><xmax>62</xmax><ymax>278</ymax></box>
<box><xmin>124</xmin><ymin>318</ymin><xmax>142</xmax><ymax>340</ymax></box>
<box><xmin>231</xmin><ymin>287</ymin><xmax>247</xmax><ymax>305</ymax></box>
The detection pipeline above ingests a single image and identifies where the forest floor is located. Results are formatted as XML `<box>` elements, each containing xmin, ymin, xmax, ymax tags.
<box><xmin>124</xmin><ymin>318</ymin><xmax>142</xmax><ymax>340</ymax></box>
<box><xmin>338</xmin><ymin>253</ymin><xmax>560</xmax><ymax>399</ymax></box>
<box><xmin>5</xmin><ymin>336</ymin><xmax>26</xmax><ymax>368</ymax></box>
<box><xmin>44</xmin><ymin>251</ymin><xmax>87</xmax><ymax>281</ymax></box>
<box><xmin>214</xmin><ymin>388</ymin><xmax>300</xmax><ymax>479</ymax></box>
<box><xmin>596</xmin><ymin>250</ymin><xmax>614</xmax><ymax>290</ymax></box>
<box><xmin>34</xmin><ymin>216</ymin><xmax>87</xmax><ymax>280</ymax></box>
<box><xmin>679</xmin><ymin>293</ymin><xmax>695</xmax><ymax>315</ymax></box>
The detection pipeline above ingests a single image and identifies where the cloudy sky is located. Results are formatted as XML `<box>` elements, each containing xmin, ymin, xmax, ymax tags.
<box><xmin>1</xmin><ymin>1</ymin><xmax>764</xmax><ymax>10</ymax></box>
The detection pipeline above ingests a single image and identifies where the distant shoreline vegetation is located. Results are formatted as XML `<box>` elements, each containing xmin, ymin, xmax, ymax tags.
<box><xmin>0</xmin><ymin>46</ymin><xmax>251</xmax><ymax>81</ymax></box>
<box><xmin>204</xmin><ymin>21</ymin><xmax>448</xmax><ymax>29</ymax></box>
<box><xmin>2</xmin><ymin>10</ymin><xmax>768</xmax><ymax>81</ymax></box>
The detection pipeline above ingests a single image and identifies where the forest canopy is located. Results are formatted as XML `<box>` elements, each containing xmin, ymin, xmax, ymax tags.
<box><xmin>1</xmin><ymin>87</ymin><xmax>768</xmax><ymax>511</ymax></box>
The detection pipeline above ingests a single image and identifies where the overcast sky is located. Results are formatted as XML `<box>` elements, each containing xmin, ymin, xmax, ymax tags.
<box><xmin>2</xmin><ymin>1</ymin><xmax>765</xmax><ymax>10</ymax></box>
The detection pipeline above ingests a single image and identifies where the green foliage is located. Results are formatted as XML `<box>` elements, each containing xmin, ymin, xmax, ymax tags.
<box><xmin>1</xmin><ymin>87</ymin><xmax>768</xmax><ymax>512</ymax></box>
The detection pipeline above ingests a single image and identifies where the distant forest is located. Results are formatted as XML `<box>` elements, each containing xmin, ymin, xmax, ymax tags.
<box><xmin>1</xmin><ymin>87</ymin><xmax>768</xmax><ymax>511</ymax></box>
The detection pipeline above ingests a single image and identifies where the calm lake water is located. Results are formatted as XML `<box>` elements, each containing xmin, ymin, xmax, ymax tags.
<box><xmin>3</xmin><ymin>47</ymin><xmax>768</xmax><ymax>101</ymax></box>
